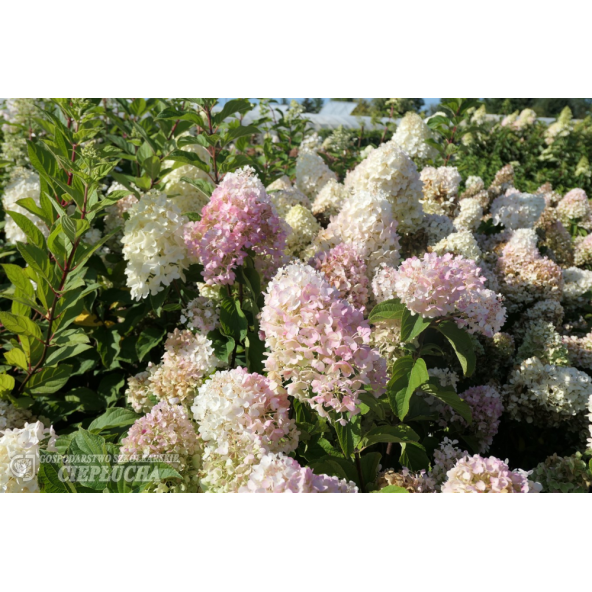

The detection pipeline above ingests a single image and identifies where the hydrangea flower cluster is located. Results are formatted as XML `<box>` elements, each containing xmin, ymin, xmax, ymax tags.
<box><xmin>561</xmin><ymin>267</ymin><xmax>592</xmax><ymax>307</ymax></box>
<box><xmin>1</xmin><ymin>168</ymin><xmax>47</xmax><ymax>245</ymax></box>
<box><xmin>103</xmin><ymin>183</ymin><xmax>139</xmax><ymax>247</ymax></box>
<box><xmin>445</xmin><ymin>385</ymin><xmax>503</xmax><ymax>453</ymax></box>
<box><xmin>122</xmin><ymin>190</ymin><xmax>190</xmax><ymax>299</ymax></box>
<box><xmin>490</xmin><ymin>190</ymin><xmax>546</xmax><ymax>229</ymax></box>
<box><xmin>295</xmin><ymin>150</ymin><xmax>337</xmax><ymax>198</ymax></box>
<box><xmin>377</xmin><ymin>468</ymin><xmax>436</xmax><ymax>493</ymax></box>
<box><xmin>421</xmin><ymin>213</ymin><xmax>455</xmax><ymax>246</ymax></box>
<box><xmin>125</xmin><ymin>370</ymin><xmax>154</xmax><ymax>414</ymax></box>
<box><xmin>148</xmin><ymin>329</ymin><xmax>218</xmax><ymax>407</ymax></box>
<box><xmin>191</xmin><ymin>368</ymin><xmax>299</xmax><ymax>492</ymax></box>
<box><xmin>432</xmin><ymin>230</ymin><xmax>482</xmax><ymax>261</ymax></box>
<box><xmin>389</xmin><ymin>253</ymin><xmax>506</xmax><ymax>337</ymax></box>
<box><xmin>121</xmin><ymin>401</ymin><xmax>200</xmax><ymax>467</ymax></box>
<box><xmin>268</xmin><ymin>186</ymin><xmax>311</xmax><ymax>218</ymax></box>
<box><xmin>516</xmin><ymin>320</ymin><xmax>569</xmax><ymax>366</ymax></box>
<box><xmin>504</xmin><ymin>356</ymin><xmax>592</xmax><ymax>425</ymax></box>
<box><xmin>556</xmin><ymin>188</ymin><xmax>592</xmax><ymax>229</ymax></box>
<box><xmin>496</xmin><ymin>234</ymin><xmax>563</xmax><ymax>310</ymax></box>
<box><xmin>442</xmin><ymin>454</ymin><xmax>540</xmax><ymax>493</ymax></box>
<box><xmin>183</xmin><ymin>167</ymin><xmax>287</xmax><ymax>285</ymax></box>
<box><xmin>239</xmin><ymin>452</ymin><xmax>358</xmax><ymax>493</ymax></box>
<box><xmin>180</xmin><ymin>296</ymin><xmax>220</xmax><ymax>334</ymax></box>
<box><xmin>0</xmin><ymin>400</ymin><xmax>34</xmax><ymax>431</ymax></box>
<box><xmin>574</xmin><ymin>233</ymin><xmax>592</xmax><ymax>267</ymax></box>
<box><xmin>530</xmin><ymin>453</ymin><xmax>590</xmax><ymax>493</ymax></box>
<box><xmin>420</xmin><ymin>166</ymin><xmax>462</xmax><ymax>216</ymax></box>
<box><xmin>284</xmin><ymin>204</ymin><xmax>321</xmax><ymax>257</ymax></box>
<box><xmin>260</xmin><ymin>263</ymin><xmax>387</xmax><ymax>420</ymax></box>
<box><xmin>454</xmin><ymin>197</ymin><xmax>483</xmax><ymax>232</ymax></box>
<box><xmin>312</xmin><ymin>243</ymin><xmax>369</xmax><ymax>309</ymax></box>
<box><xmin>391</xmin><ymin>111</ymin><xmax>437</xmax><ymax>161</ymax></box>
<box><xmin>311</xmin><ymin>178</ymin><xmax>349</xmax><ymax>219</ymax></box>
<box><xmin>344</xmin><ymin>139</ymin><xmax>424</xmax><ymax>233</ymax></box>
<box><xmin>313</xmin><ymin>191</ymin><xmax>401</xmax><ymax>279</ymax></box>
<box><xmin>563</xmin><ymin>332</ymin><xmax>592</xmax><ymax>370</ymax></box>
<box><xmin>0</xmin><ymin>421</ymin><xmax>56</xmax><ymax>493</ymax></box>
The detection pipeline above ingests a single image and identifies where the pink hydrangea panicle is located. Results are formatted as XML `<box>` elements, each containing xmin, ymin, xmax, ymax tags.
<box><xmin>392</xmin><ymin>252</ymin><xmax>506</xmax><ymax>337</ymax></box>
<box><xmin>183</xmin><ymin>166</ymin><xmax>288</xmax><ymax>285</ymax></box>
<box><xmin>239</xmin><ymin>452</ymin><xmax>358</xmax><ymax>493</ymax></box>
<box><xmin>442</xmin><ymin>454</ymin><xmax>541</xmax><ymax>493</ymax></box>
<box><xmin>312</xmin><ymin>243</ymin><xmax>369</xmax><ymax>309</ymax></box>
<box><xmin>120</xmin><ymin>401</ymin><xmax>199</xmax><ymax>467</ymax></box>
<box><xmin>261</xmin><ymin>263</ymin><xmax>387</xmax><ymax>421</ymax></box>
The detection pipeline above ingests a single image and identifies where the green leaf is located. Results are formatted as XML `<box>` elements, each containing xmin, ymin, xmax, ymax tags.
<box><xmin>45</xmin><ymin>343</ymin><xmax>92</xmax><ymax>366</ymax></box>
<box><xmin>136</xmin><ymin>326</ymin><xmax>166</xmax><ymax>362</ymax></box>
<box><xmin>6</xmin><ymin>211</ymin><xmax>46</xmax><ymax>248</ymax></box>
<box><xmin>245</xmin><ymin>331</ymin><xmax>265</xmax><ymax>374</ymax></box>
<box><xmin>213</xmin><ymin>99</ymin><xmax>252</xmax><ymax>125</ymax></box>
<box><xmin>26</xmin><ymin>364</ymin><xmax>72</xmax><ymax>394</ymax></box>
<box><xmin>400</xmin><ymin>310</ymin><xmax>431</xmax><ymax>342</ymax></box>
<box><xmin>360</xmin><ymin>452</ymin><xmax>382</xmax><ymax>490</ymax></box>
<box><xmin>420</xmin><ymin>379</ymin><xmax>472</xmax><ymax>424</ymax></box>
<box><xmin>0</xmin><ymin>373</ymin><xmax>16</xmax><ymax>394</ymax></box>
<box><xmin>397</xmin><ymin>358</ymin><xmax>429</xmax><ymax>421</ymax></box>
<box><xmin>167</xmin><ymin>149</ymin><xmax>208</xmax><ymax>171</ymax></box>
<box><xmin>0</xmin><ymin>311</ymin><xmax>43</xmax><ymax>341</ymax></box>
<box><xmin>143</xmin><ymin>155</ymin><xmax>161</xmax><ymax>180</ymax></box>
<box><xmin>38</xmin><ymin>450</ymin><xmax>76</xmax><ymax>493</ymax></box>
<box><xmin>69</xmin><ymin>429</ymin><xmax>111</xmax><ymax>490</ymax></box>
<box><xmin>94</xmin><ymin>327</ymin><xmax>121</xmax><ymax>369</ymax></box>
<box><xmin>436</xmin><ymin>320</ymin><xmax>476</xmax><ymax>376</ymax></box>
<box><xmin>362</xmin><ymin>424</ymin><xmax>419</xmax><ymax>447</ymax></box>
<box><xmin>207</xmin><ymin>329</ymin><xmax>235</xmax><ymax>364</ymax></box>
<box><xmin>377</xmin><ymin>485</ymin><xmax>409</xmax><ymax>493</ymax></box>
<box><xmin>224</xmin><ymin>125</ymin><xmax>260</xmax><ymax>142</ymax></box>
<box><xmin>400</xmin><ymin>442</ymin><xmax>430</xmax><ymax>471</ymax></box>
<box><xmin>2</xmin><ymin>264</ymin><xmax>35</xmax><ymax>297</ymax></box>
<box><xmin>4</xmin><ymin>347</ymin><xmax>29</xmax><ymax>370</ymax></box>
<box><xmin>335</xmin><ymin>421</ymin><xmax>354</xmax><ymax>458</ymax></box>
<box><xmin>219</xmin><ymin>294</ymin><xmax>248</xmax><ymax>342</ymax></box>
<box><xmin>88</xmin><ymin>407</ymin><xmax>141</xmax><ymax>433</ymax></box>
<box><xmin>358</xmin><ymin>392</ymin><xmax>385</xmax><ymax>420</ymax></box>
<box><xmin>368</xmin><ymin>298</ymin><xmax>405</xmax><ymax>323</ymax></box>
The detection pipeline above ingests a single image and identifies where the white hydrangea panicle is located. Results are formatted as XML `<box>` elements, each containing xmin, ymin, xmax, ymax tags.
<box><xmin>421</xmin><ymin>213</ymin><xmax>455</xmax><ymax>246</ymax></box>
<box><xmin>0</xmin><ymin>421</ymin><xmax>56</xmax><ymax>493</ymax></box>
<box><xmin>391</xmin><ymin>111</ymin><xmax>438</xmax><ymax>161</ymax></box>
<box><xmin>432</xmin><ymin>230</ymin><xmax>482</xmax><ymax>261</ymax></box>
<box><xmin>284</xmin><ymin>204</ymin><xmax>321</xmax><ymax>258</ymax></box>
<box><xmin>295</xmin><ymin>150</ymin><xmax>337</xmax><ymax>198</ymax></box>
<box><xmin>420</xmin><ymin>166</ymin><xmax>462</xmax><ymax>216</ymax></box>
<box><xmin>122</xmin><ymin>190</ymin><xmax>191</xmax><ymax>300</ymax></box>
<box><xmin>1</xmin><ymin>168</ymin><xmax>47</xmax><ymax>245</ymax></box>
<box><xmin>504</xmin><ymin>356</ymin><xmax>592</xmax><ymax>426</ymax></box>
<box><xmin>311</xmin><ymin>178</ymin><xmax>349</xmax><ymax>218</ymax></box>
<box><xmin>490</xmin><ymin>191</ymin><xmax>546</xmax><ymax>229</ymax></box>
<box><xmin>344</xmin><ymin>139</ymin><xmax>424</xmax><ymax>233</ymax></box>
<box><xmin>453</xmin><ymin>197</ymin><xmax>483</xmax><ymax>232</ymax></box>
<box><xmin>314</xmin><ymin>191</ymin><xmax>401</xmax><ymax>279</ymax></box>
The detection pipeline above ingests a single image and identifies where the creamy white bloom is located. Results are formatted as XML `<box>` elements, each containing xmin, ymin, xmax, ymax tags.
<box><xmin>295</xmin><ymin>151</ymin><xmax>337</xmax><ymax>198</ymax></box>
<box><xmin>491</xmin><ymin>191</ymin><xmax>545</xmax><ymax>229</ymax></box>
<box><xmin>420</xmin><ymin>166</ymin><xmax>462</xmax><ymax>216</ymax></box>
<box><xmin>432</xmin><ymin>231</ymin><xmax>482</xmax><ymax>261</ymax></box>
<box><xmin>504</xmin><ymin>356</ymin><xmax>592</xmax><ymax>425</ymax></box>
<box><xmin>392</xmin><ymin>112</ymin><xmax>437</xmax><ymax>161</ymax></box>
<box><xmin>454</xmin><ymin>198</ymin><xmax>483</xmax><ymax>232</ymax></box>
<box><xmin>285</xmin><ymin>204</ymin><xmax>321</xmax><ymax>258</ymax></box>
<box><xmin>1</xmin><ymin>168</ymin><xmax>47</xmax><ymax>244</ymax></box>
<box><xmin>421</xmin><ymin>213</ymin><xmax>455</xmax><ymax>245</ymax></box>
<box><xmin>345</xmin><ymin>139</ymin><xmax>424</xmax><ymax>232</ymax></box>
<box><xmin>0</xmin><ymin>421</ymin><xmax>56</xmax><ymax>493</ymax></box>
<box><xmin>311</xmin><ymin>178</ymin><xmax>349</xmax><ymax>218</ymax></box>
<box><xmin>122</xmin><ymin>191</ymin><xmax>191</xmax><ymax>300</ymax></box>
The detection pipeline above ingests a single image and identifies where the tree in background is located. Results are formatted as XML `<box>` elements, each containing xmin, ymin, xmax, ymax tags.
<box><xmin>301</xmin><ymin>98</ymin><xmax>324</xmax><ymax>113</ymax></box>
<box><xmin>484</xmin><ymin>98</ymin><xmax>592</xmax><ymax>118</ymax></box>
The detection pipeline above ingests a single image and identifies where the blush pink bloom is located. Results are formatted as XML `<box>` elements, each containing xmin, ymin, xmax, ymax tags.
<box><xmin>184</xmin><ymin>166</ymin><xmax>288</xmax><ymax>285</ymax></box>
